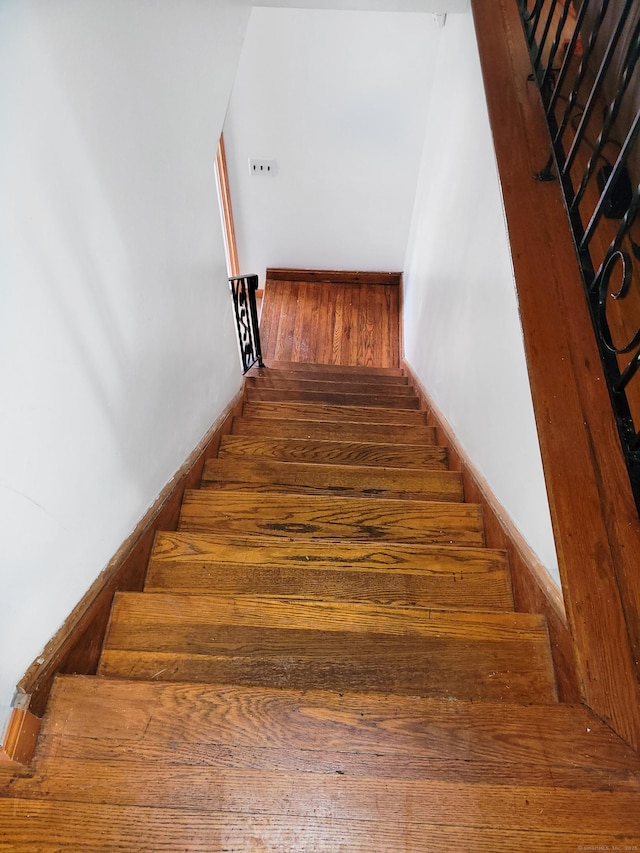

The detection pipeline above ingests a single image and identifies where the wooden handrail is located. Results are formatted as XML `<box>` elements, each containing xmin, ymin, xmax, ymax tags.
<box><xmin>472</xmin><ymin>0</ymin><xmax>640</xmax><ymax>751</ymax></box>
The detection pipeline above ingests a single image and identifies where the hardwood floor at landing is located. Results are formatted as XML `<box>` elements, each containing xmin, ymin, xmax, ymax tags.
<box><xmin>259</xmin><ymin>276</ymin><xmax>400</xmax><ymax>367</ymax></box>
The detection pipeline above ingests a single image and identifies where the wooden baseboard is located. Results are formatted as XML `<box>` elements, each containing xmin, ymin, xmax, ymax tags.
<box><xmin>0</xmin><ymin>708</ymin><xmax>41</xmax><ymax>765</ymax></box>
<box><xmin>266</xmin><ymin>268</ymin><xmax>401</xmax><ymax>286</ymax></box>
<box><xmin>16</xmin><ymin>389</ymin><xmax>245</xmax><ymax>720</ymax></box>
<box><xmin>402</xmin><ymin>360</ymin><xmax>581</xmax><ymax>703</ymax></box>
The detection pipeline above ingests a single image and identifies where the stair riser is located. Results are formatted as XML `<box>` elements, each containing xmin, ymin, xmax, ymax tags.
<box><xmin>244</xmin><ymin>388</ymin><xmax>421</xmax><ymax>409</ymax></box>
<box><xmin>98</xmin><ymin>636</ymin><xmax>556</xmax><ymax>703</ymax></box>
<box><xmin>245</xmin><ymin>377</ymin><xmax>416</xmax><ymax>396</ymax></box>
<box><xmin>248</xmin><ymin>366</ymin><xmax>409</xmax><ymax>385</ymax></box>
<box><xmin>179</xmin><ymin>491</ymin><xmax>484</xmax><ymax>546</ymax></box>
<box><xmin>202</xmin><ymin>459</ymin><xmax>463</xmax><ymax>502</ymax></box>
<box><xmin>242</xmin><ymin>401</ymin><xmax>429</xmax><ymax>424</ymax></box>
<box><xmin>219</xmin><ymin>436</ymin><xmax>448</xmax><ymax>470</ymax></box>
<box><xmin>232</xmin><ymin>417</ymin><xmax>437</xmax><ymax>446</ymax></box>
<box><xmin>145</xmin><ymin>564</ymin><xmax>512</xmax><ymax>611</ymax></box>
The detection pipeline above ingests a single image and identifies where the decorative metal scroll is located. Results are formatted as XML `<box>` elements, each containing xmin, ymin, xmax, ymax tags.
<box><xmin>229</xmin><ymin>274</ymin><xmax>264</xmax><ymax>374</ymax></box>
<box><xmin>517</xmin><ymin>0</ymin><xmax>640</xmax><ymax>509</ymax></box>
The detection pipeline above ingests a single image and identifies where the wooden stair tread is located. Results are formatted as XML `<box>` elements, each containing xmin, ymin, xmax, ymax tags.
<box><xmin>178</xmin><ymin>489</ymin><xmax>484</xmax><ymax>544</ymax></box>
<box><xmin>263</xmin><ymin>360</ymin><xmax>405</xmax><ymax>376</ymax></box>
<box><xmin>39</xmin><ymin>678</ymin><xmax>640</xmax><ymax>778</ymax></box>
<box><xmin>242</xmin><ymin>400</ymin><xmax>428</xmax><ymax>424</ymax></box>
<box><xmin>220</xmin><ymin>435</ymin><xmax>447</xmax><ymax>469</ymax></box>
<box><xmin>232</xmin><ymin>415</ymin><xmax>437</xmax><ymax>445</ymax></box>
<box><xmin>202</xmin><ymin>458</ymin><xmax>464</xmax><ymax>502</ymax></box>
<box><xmin>248</xmin><ymin>365</ymin><xmax>410</xmax><ymax>385</ymax></box>
<box><xmin>5</xmin><ymin>798</ymin><xmax>640</xmax><ymax>852</ymax></box>
<box><xmin>99</xmin><ymin>593</ymin><xmax>556</xmax><ymax>702</ymax></box>
<box><xmin>245</xmin><ymin>376</ymin><xmax>416</xmax><ymax>395</ymax></box>
<box><xmin>147</xmin><ymin>532</ymin><xmax>513</xmax><ymax>611</ymax></box>
<box><xmin>9</xmin><ymin>761</ymin><xmax>640</xmax><ymax>833</ymax></box>
<box><xmin>244</xmin><ymin>387</ymin><xmax>420</xmax><ymax>408</ymax></box>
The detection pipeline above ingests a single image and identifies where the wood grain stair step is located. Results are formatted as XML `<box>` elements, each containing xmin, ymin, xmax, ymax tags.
<box><xmin>145</xmin><ymin>558</ymin><xmax>508</xmax><ymax>611</ymax></box>
<box><xmin>98</xmin><ymin>594</ymin><xmax>556</xmax><ymax>702</ymax></box>
<box><xmin>244</xmin><ymin>387</ymin><xmax>421</xmax><ymax>408</ymax></box>
<box><xmin>5</xmin><ymin>798</ymin><xmax>639</xmax><ymax>852</ymax></box>
<box><xmin>245</xmin><ymin>376</ymin><xmax>416</xmax><ymax>396</ymax></box>
<box><xmin>9</xmin><ymin>760</ymin><xmax>640</xmax><ymax>836</ymax></box>
<box><xmin>263</xmin><ymin>360</ymin><xmax>405</xmax><ymax>377</ymax></box>
<box><xmin>147</xmin><ymin>532</ymin><xmax>514</xmax><ymax>611</ymax></box>
<box><xmin>201</xmin><ymin>458</ymin><xmax>464</xmax><ymax>502</ymax></box>
<box><xmin>231</xmin><ymin>415</ymin><xmax>437</xmax><ymax>445</ymax></box>
<box><xmin>37</xmin><ymin>677</ymin><xmax>640</xmax><ymax>782</ymax></box>
<box><xmin>219</xmin><ymin>435</ymin><xmax>446</xmax><ymax>469</ymax></box>
<box><xmin>248</xmin><ymin>364</ymin><xmax>409</xmax><ymax>385</ymax></box>
<box><xmin>179</xmin><ymin>490</ymin><xmax>483</xmax><ymax>545</ymax></box>
<box><xmin>242</xmin><ymin>400</ymin><xmax>428</xmax><ymax>425</ymax></box>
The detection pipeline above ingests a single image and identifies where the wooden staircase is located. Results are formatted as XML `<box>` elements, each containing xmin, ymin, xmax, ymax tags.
<box><xmin>2</xmin><ymin>362</ymin><xmax>640</xmax><ymax>850</ymax></box>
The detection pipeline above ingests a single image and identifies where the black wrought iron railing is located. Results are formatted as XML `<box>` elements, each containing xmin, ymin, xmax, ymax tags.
<box><xmin>517</xmin><ymin>0</ymin><xmax>640</xmax><ymax>510</ymax></box>
<box><xmin>229</xmin><ymin>274</ymin><xmax>264</xmax><ymax>374</ymax></box>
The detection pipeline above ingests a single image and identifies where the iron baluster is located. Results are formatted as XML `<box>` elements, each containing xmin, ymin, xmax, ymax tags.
<box><xmin>539</xmin><ymin>0</ymin><xmax>573</xmax><ymax>100</ymax></box>
<box><xmin>591</xmin><ymin>184</ymin><xmax>640</xmax><ymax>293</ymax></box>
<box><xmin>533</xmin><ymin>0</ymin><xmax>561</xmax><ymax>80</ymax></box>
<box><xmin>535</xmin><ymin>0</ymin><xmax>605</xmax><ymax>182</ymax></box>
<box><xmin>570</xmin><ymin>19</ymin><xmax>640</xmax><ymax>214</ymax></box>
<box><xmin>229</xmin><ymin>274</ymin><xmax>264</xmax><ymax>374</ymax></box>
<box><xmin>581</xmin><ymin>110</ymin><xmax>640</xmax><ymax>250</ymax></box>
<box><xmin>517</xmin><ymin>0</ymin><xmax>640</xmax><ymax>511</ymax></box>
<box><xmin>563</xmin><ymin>0</ymin><xmax>634</xmax><ymax>178</ymax></box>
<box><xmin>547</xmin><ymin>0</ymin><xmax>598</xmax><ymax>119</ymax></box>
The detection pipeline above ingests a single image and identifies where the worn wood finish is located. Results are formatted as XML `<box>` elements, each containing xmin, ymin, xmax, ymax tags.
<box><xmin>245</xmin><ymin>375</ymin><xmax>415</xmax><ymax>395</ymax></box>
<box><xmin>5</xmin><ymin>798</ymin><xmax>640</xmax><ymax>853</ymax></box>
<box><xmin>146</xmin><ymin>560</ymin><xmax>512</xmax><ymax>612</ymax></box>
<box><xmin>147</xmin><ymin>531</ymin><xmax>513</xmax><ymax>609</ymax></box>
<box><xmin>243</xmin><ymin>399</ymin><xmax>427</xmax><ymax>424</ymax></box>
<box><xmin>104</xmin><ymin>592</ymin><xmax>549</xmax><ymax>642</ymax></box>
<box><xmin>266</xmin><ymin>268</ymin><xmax>402</xmax><ymax>286</ymax></box>
<box><xmin>473</xmin><ymin>0</ymin><xmax>640</xmax><ymax>748</ymax></box>
<box><xmin>15</xmin><ymin>390</ymin><xmax>244</xmax><ymax>719</ymax></box>
<box><xmin>178</xmin><ymin>490</ymin><xmax>485</xmax><ymax>545</ymax></box>
<box><xmin>260</xmin><ymin>279</ymin><xmax>400</xmax><ymax>366</ymax></box>
<box><xmin>99</xmin><ymin>595</ymin><xmax>555</xmax><ymax>701</ymax></box>
<box><xmin>244</xmin><ymin>386</ymin><xmax>420</xmax><ymax>408</ymax></box>
<box><xmin>220</xmin><ymin>435</ymin><xmax>447</xmax><ymax>469</ymax></box>
<box><xmin>248</xmin><ymin>364</ymin><xmax>408</xmax><ymax>384</ymax></box>
<box><xmin>12</xmin><ymin>761</ymin><xmax>640</xmax><ymax>835</ymax></box>
<box><xmin>4</xmin><ymin>360</ymin><xmax>639</xmax><ymax>843</ymax></box>
<box><xmin>202</xmin><ymin>458</ymin><xmax>464</xmax><ymax>502</ymax></box>
<box><xmin>99</xmin><ymin>633</ymin><xmax>555</xmax><ymax>703</ymax></box>
<box><xmin>39</xmin><ymin>678</ymin><xmax>640</xmax><ymax>778</ymax></box>
<box><xmin>232</xmin><ymin>415</ymin><xmax>437</xmax><ymax>445</ymax></box>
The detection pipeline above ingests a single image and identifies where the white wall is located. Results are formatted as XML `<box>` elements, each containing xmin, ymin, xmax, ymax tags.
<box><xmin>0</xmin><ymin>0</ymin><xmax>251</xmax><ymax>738</ymax></box>
<box><xmin>223</xmin><ymin>7</ymin><xmax>441</xmax><ymax>282</ymax></box>
<box><xmin>403</xmin><ymin>12</ymin><xmax>560</xmax><ymax>583</ymax></box>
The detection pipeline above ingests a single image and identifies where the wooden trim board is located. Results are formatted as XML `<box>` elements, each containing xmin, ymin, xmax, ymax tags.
<box><xmin>472</xmin><ymin>0</ymin><xmax>640</xmax><ymax>750</ymax></box>
<box><xmin>0</xmin><ymin>709</ymin><xmax>41</xmax><ymax>765</ymax></box>
<box><xmin>16</xmin><ymin>389</ymin><xmax>245</xmax><ymax>721</ymax></box>
<box><xmin>215</xmin><ymin>133</ymin><xmax>239</xmax><ymax>278</ymax></box>
<box><xmin>403</xmin><ymin>361</ymin><xmax>580</xmax><ymax>704</ymax></box>
<box><xmin>266</xmin><ymin>268</ymin><xmax>401</xmax><ymax>286</ymax></box>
